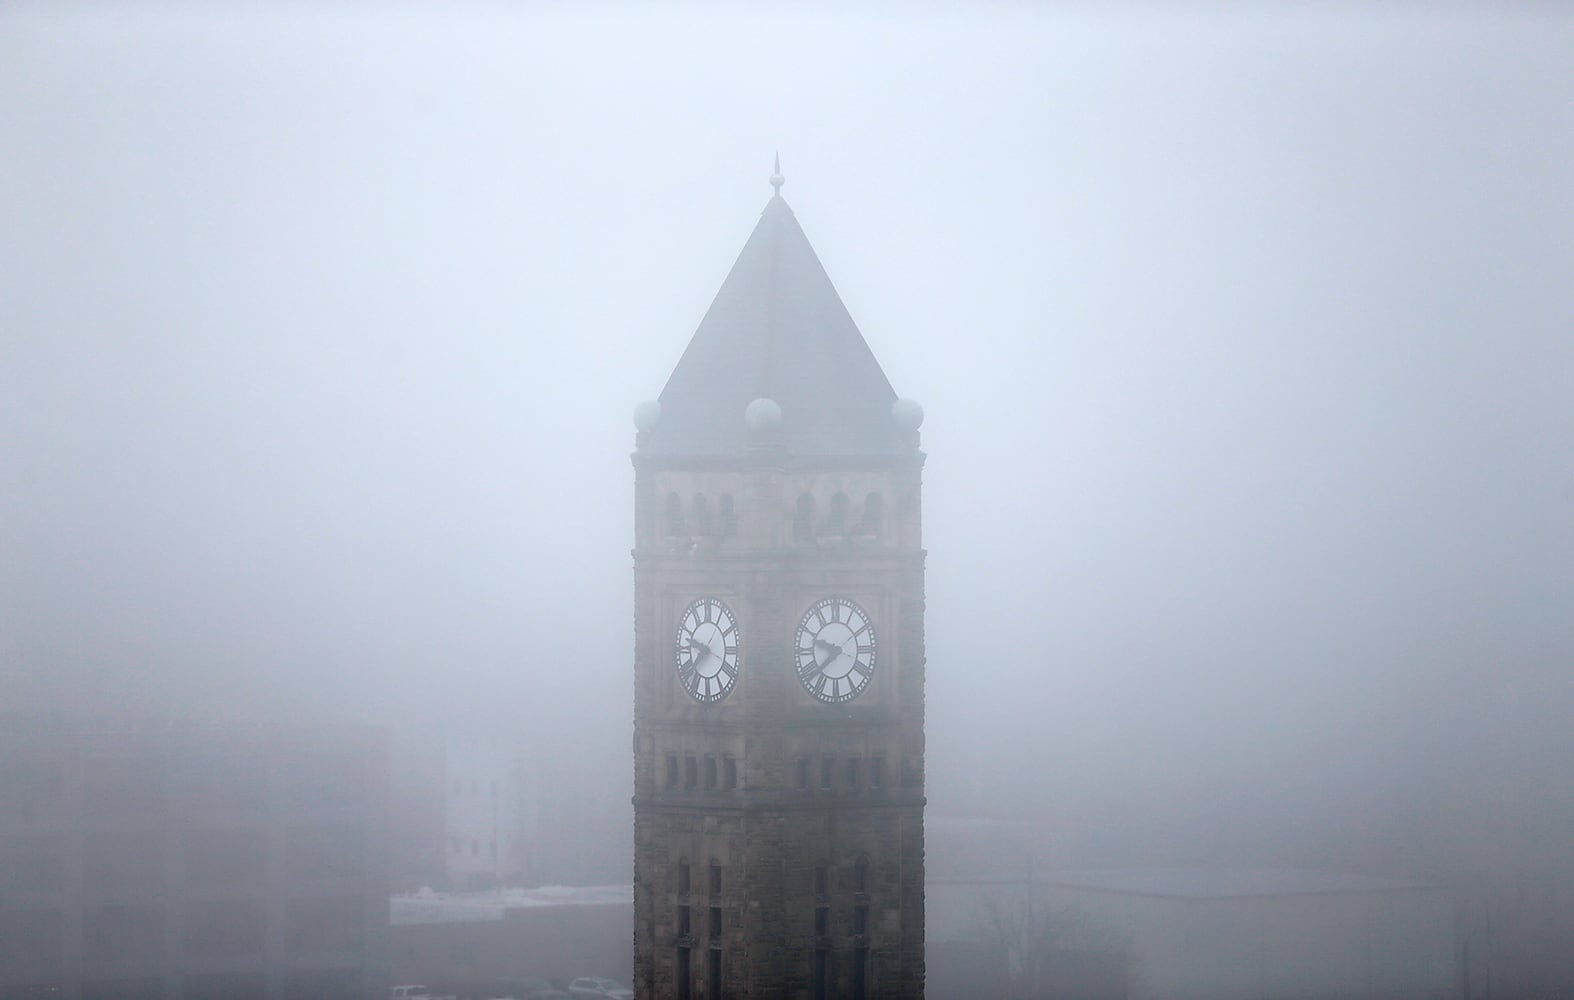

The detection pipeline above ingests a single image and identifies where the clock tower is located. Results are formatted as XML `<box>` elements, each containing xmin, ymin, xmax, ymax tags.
<box><xmin>631</xmin><ymin>165</ymin><xmax>926</xmax><ymax>999</ymax></box>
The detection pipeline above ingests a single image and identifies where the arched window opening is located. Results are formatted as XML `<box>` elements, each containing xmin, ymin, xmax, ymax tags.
<box><xmin>667</xmin><ymin>493</ymin><xmax>686</xmax><ymax>535</ymax></box>
<box><xmin>859</xmin><ymin>493</ymin><xmax>882</xmax><ymax>535</ymax></box>
<box><xmin>793</xmin><ymin>494</ymin><xmax>815</xmax><ymax>543</ymax></box>
<box><xmin>828</xmin><ymin>493</ymin><xmax>849</xmax><ymax>535</ymax></box>
<box><xmin>693</xmin><ymin>494</ymin><xmax>712</xmax><ymax>536</ymax></box>
<box><xmin>718</xmin><ymin>494</ymin><xmax>737</xmax><ymax>537</ymax></box>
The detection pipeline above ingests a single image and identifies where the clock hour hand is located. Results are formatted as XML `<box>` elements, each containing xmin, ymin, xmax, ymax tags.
<box><xmin>813</xmin><ymin>637</ymin><xmax>842</xmax><ymax>663</ymax></box>
<box><xmin>688</xmin><ymin>639</ymin><xmax>711</xmax><ymax>662</ymax></box>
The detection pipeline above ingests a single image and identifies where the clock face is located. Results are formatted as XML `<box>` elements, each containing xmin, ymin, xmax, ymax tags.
<box><xmin>674</xmin><ymin>597</ymin><xmax>740</xmax><ymax>703</ymax></box>
<box><xmin>794</xmin><ymin>596</ymin><xmax>877</xmax><ymax>704</ymax></box>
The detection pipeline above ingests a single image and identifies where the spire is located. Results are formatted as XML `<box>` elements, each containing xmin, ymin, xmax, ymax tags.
<box><xmin>770</xmin><ymin>153</ymin><xmax>784</xmax><ymax>196</ymax></box>
<box><xmin>641</xmin><ymin>184</ymin><xmax>906</xmax><ymax>458</ymax></box>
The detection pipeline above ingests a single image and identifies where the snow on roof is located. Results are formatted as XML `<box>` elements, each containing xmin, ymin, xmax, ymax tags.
<box><xmin>391</xmin><ymin>884</ymin><xmax>632</xmax><ymax>925</ymax></box>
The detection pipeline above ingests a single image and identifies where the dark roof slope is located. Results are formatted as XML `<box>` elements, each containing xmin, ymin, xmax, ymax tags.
<box><xmin>642</xmin><ymin>193</ymin><xmax>904</xmax><ymax>458</ymax></box>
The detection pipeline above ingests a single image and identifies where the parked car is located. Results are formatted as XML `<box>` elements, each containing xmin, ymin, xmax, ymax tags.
<box><xmin>566</xmin><ymin>978</ymin><xmax>634</xmax><ymax>1000</ymax></box>
<box><xmin>389</xmin><ymin>988</ymin><xmax>457</xmax><ymax>1000</ymax></box>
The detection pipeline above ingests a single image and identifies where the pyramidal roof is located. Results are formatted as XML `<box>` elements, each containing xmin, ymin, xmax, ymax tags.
<box><xmin>641</xmin><ymin>180</ymin><xmax>908</xmax><ymax>458</ymax></box>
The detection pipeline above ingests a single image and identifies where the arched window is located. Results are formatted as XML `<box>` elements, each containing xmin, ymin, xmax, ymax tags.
<box><xmin>828</xmin><ymin>492</ymin><xmax>849</xmax><ymax>535</ymax></box>
<box><xmin>859</xmin><ymin>493</ymin><xmax>882</xmax><ymax>535</ymax></box>
<box><xmin>667</xmin><ymin>492</ymin><xmax>686</xmax><ymax>535</ymax></box>
<box><xmin>693</xmin><ymin>494</ymin><xmax>712</xmax><ymax>536</ymax></box>
<box><xmin>718</xmin><ymin>494</ymin><xmax>737</xmax><ymax>537</ymax></box>
<box><xmin>794</xmin><ymin>494</ymin><xmax>815</xmax><ymax>543</ymax></box>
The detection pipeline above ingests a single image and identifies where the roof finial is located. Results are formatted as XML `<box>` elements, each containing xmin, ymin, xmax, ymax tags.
<box><xmin>769</xmin><ymin>152</ymin><xmax>784</xmax><ymax>195</ymax></box>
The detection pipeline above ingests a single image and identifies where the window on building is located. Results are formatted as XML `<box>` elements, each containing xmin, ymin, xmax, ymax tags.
<box><xmin>184</xmin><ymin>900</ymin><xmax>265</xmax><ymax>958</ymax></box>
<box><xmin>827</xmin><ymin>492</ymin><xmax>849</xmax><ymax>534</ymax></box>
<box><xmin>860</xmin><ymin>492</ymin><xmax>883</xmax><ymax>535</ymax></box>
<box><xmin>708</xmin><ymin>905</ymin><xmax>722</xmax><ymax>938</ymax></box>
<box><xmin>678</xmin><ymin>947</ymin><xmax>692</xmax><ymax>1000</ymax></box>
<box><xmin>853</xmin><ymin>947</ymin><xmax>868</xmax><ymax>1000</ymax></box>
<box><xmin>853</xmin><ymin>904</ymin><xmax>868</xmax><ymax>935</ymax></box>
<box><xmin>814</xmin><ymin>906</ymin><xmax>829</xmax><ymax>937</ymax></box>
<box><xmin>813</xmin><ymin>950</ymin><xmax>828</xmax><ymax>1000</ymax></box>
<box><xmin>678</xmin><ymin>905</ymin><xmax>691</xmax><ymax>937</ymax></box>
<box><xmin>678</xmin><ymin>858</ymin><xmax>691</xmax><ymax>896</ymax></box>
<box><xmin>704</xmin><ymin>755</ymin><xmax>717</xmax><ymax>790</ymax></box>
<box><xmin>666</xmin><ymin>754</ymin><xmax>679</xmax><ymax>787</ymax></box>
<box><xmin>846</xmin><ymin>758</ymin><xmax>861</xmax><ymax>789</ymax></box>
<box><xmin>284</xmin><ymin>825</ymin><xmax>362</xmax><ymax>878</ymax></box>
<box><xmin>685</xmin><ymin>755</ymin><xmax>698</xmax><ymax>789</ymax></box>
<box><xmin>870</xmin><ymin>756</ymin><xmax>885</xmax><ymax>789</ymax></box>
<box><xmin>283</xmin><ymin>896</ymin><xmax>363</xmax><ymax>954</ymax></box>
<box><xmin>794</xmin><ymin>494</ymin><xmax>815</xmax><ymax>542</ymax></box>
<box><xmin>693</xmin><ymin>494</ymin><xmax>711</xmax><ymax>536</ymax></box>
<box><xmin>795</xmin><ymin>758</ymin><xmax>809</xmax><ymax>790</ymax></box>
<box><xmin>853</xmin><ymin>858</ymin><xmax>869</xmax><ymax>894</ymax></box>
<box><xmin>723</xmin><ymin>755</ymin><xmax>737</xmax><ymax>790</ymax></box>
<box><xmin>718</xmin><ymin>494</ymin><xmax>737</xmax><ymax>537</ymax></box>
<box><xmin>820</xmin><ymin>756</ymin><xmax>834</xmax><ymax>790</ymax></box>
<box><xmin>709</xmin><ymin>948</ymin><xmax>722</xmax><ymax>1000</ymax></box>
<box><xmin>815</xmin><ymin>863</ymin><xmax>828</xmax><ymax>896</ymax></box>
<box><xmin>709</xmin><ymin>860</ymin><xmax>722</xmax><ymax>897</ymax></box>
<box><xmin>667</xmin><ymin>493</ymin><xmax>686</xmax><ymax>535</ymax></box>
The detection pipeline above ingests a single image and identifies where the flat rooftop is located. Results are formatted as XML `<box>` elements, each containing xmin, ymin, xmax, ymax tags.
<box><xmin>391</xmin><ymin>885</ymin><xmax>632</xmax><ymax>925</ymax></box>
<box><xmin>1036</xmin><ymin>867</ymin><xmax>1435</xmax><ymax>900</ymax></box>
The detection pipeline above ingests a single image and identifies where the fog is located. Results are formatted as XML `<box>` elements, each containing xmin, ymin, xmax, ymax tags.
<box><xmin>2</xmin><ymin>0</ymin><xmax>1570</xmax><ymax>954</ymax></box>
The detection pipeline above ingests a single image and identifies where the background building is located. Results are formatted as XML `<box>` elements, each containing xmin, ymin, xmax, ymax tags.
<box><xmin>0</xmin><ymin>716</ymin><xmax>389</xmax><ymax>1000</ymax></box>
<box><xmin>927</xmin><ymin>867</ymin><xmax>1456</xmax><ymax>1000</ymax></box>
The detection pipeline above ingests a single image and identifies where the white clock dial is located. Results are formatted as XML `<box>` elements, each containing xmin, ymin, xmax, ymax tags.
<box><xmin>794</xmin><ymin>596</ymin><xmax>876</xmax><ymax>704</ymax></box>
<box><xmin>675</xmin><ymin>597</ymin><xmax>740</xmax><ymax>703</ymax></box>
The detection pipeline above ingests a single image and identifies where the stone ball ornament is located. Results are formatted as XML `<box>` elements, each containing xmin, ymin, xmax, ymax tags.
<box><xmin>891</xmin><ymin>397</ymin><xmax>925</xmax><ymax>431</ymax></box>
<box><xmin>744</xmin><ymin>397</ymin><xmax>783</xmax><ymax>433</ymax></box>
<box><xmin>633</xmin><ymin>399</ymin><xmax>662</xmax><ymax>433</ymax></box>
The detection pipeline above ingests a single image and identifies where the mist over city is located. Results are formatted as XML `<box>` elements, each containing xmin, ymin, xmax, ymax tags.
<box><xmin>2</xmin><ymin>5</ymin><xmax>1570</xmax><ymax>999</ymax></box>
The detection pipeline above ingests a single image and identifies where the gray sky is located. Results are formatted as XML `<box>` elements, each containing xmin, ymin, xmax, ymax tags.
<box><xmin>2</xmin><ymin>4</ymin><xmax>1571</xmax><ymax>866</ymax></box>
